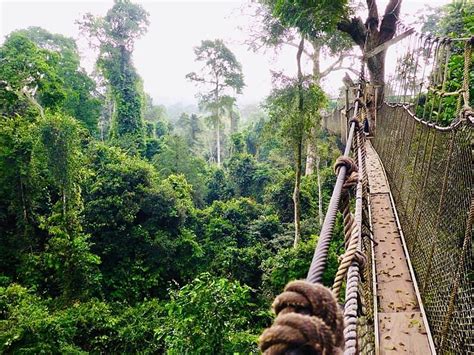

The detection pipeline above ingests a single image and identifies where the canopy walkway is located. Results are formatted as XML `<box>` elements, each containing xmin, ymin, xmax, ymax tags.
<box><xmin>260</xmin><ymin>28</ymin><xmax>473</xmax><ymax>354</ymax></box>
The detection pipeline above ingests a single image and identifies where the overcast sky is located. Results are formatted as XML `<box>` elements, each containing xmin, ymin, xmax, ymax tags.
<box><xmin>1</xmin><ymin>0</ymin><xmax>450</xmax><ymax>107</ymax></box>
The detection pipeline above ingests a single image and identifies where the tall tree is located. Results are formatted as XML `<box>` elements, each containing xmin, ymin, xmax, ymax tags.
<box><xmin>265</xmin><ymin>73</ymin><xmax>326</xmax><ymax>246</ymax></box>
<box><xmin>265</xmin><ymin>0</ymin><xmax>402</xmax><ymax>133</ymax></box>
<box><xmin>186</xmin><ymin>39</ymin><xmax>245</xmax><ymax>166</ymax></box>
<box><xmin>35</xmin><ymin>112</ymin><xmax>101</xmax><ymax>302</ymax></box>
<box><xmin>251</xmin><ymin>1</ymin><xmax>353</xmax><ymax>176</ymax></box>
<box><xmin>79</xmin><ymin>0</ymin><xmax>149</xmax><ymax>153</ymax></box>
<box><xmin>176</xmin><ymin>112</ymin><xmax>202</xmax><ymax>152</ymax></box>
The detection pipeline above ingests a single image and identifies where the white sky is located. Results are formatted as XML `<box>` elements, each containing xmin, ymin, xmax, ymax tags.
<box><xmin>0</xmin><ymin>0</ymin><xmax>451</xmax><ymax>107</ymax></box>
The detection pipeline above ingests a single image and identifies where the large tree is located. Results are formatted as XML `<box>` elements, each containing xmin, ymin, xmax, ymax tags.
<box><xmin>186</xmin><ymin>39</ymin><xmax>245</xmax><ymax>167</ymax></box>
<box><xmin>0</xmin><ymin>33</ymin><xmax>64</xmax><ymax>118</ymax></box>
<box><xmin>266</xmin><ymin>0</ymin><xmax>402</xmax><ymax>134</ymax></box>
<box><xmin>265</xmin><ymin>73</ymin><xmax>326</xmax><ymax>246</ymax></box>
<box><xmin>252</xmin><ymin>0</ymin><xmax>353</xmax><ymax>176</ymax></box>
<box><xmin>337</xmin><ymin>0</ymin><xmax>402</xmax><ymax>132</ymax></box>
<box><xmin>79</xmin><ymin>0</ymin><xmax>149</xmax><ymax>153</ymax></box>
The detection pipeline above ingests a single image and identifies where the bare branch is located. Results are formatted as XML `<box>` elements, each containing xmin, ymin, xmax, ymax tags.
<box><xmin>320</xmin><ymin>55</ymin><xmax>360</xmax><ymax>78</ymax></box>
<box><xmin>320</xmin><ymin>55</ymin><xmax>345</xmax><ymax>78</ymax></box>
<box><xmin>335</xmin><ymin>67</ymin><xmax>360</xmax><ymax>76</ymax></box>
<box><xmin>366</xmin><ymin>0</ymin><xmax>379</xmax><ymax>32</ymax></box>
<box><xmin>283</xmin><ymin>41</ymin><xmax>313</xmax><ymax>58</ymax></box>
<box><xmin>380</xmin><ymin>0</ymin><xmax>402</xmax><ymax>43</ymax></box>
<box><xmin>337</xmin><ymin>17</ymin><xmax>366</xmax><ymax>49</ymax></box>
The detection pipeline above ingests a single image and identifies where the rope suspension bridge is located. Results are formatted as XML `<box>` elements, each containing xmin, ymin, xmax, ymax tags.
<box><xmin>259</xmin><ymin>26</ymin><xmax>473</xmax><ymax>355</ymax></box>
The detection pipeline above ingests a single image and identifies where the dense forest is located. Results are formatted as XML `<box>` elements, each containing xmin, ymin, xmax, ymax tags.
<box><xmin>0</xmin><ymin>0</ymin><xmax>471</xmax><ymax>353</ymax></box>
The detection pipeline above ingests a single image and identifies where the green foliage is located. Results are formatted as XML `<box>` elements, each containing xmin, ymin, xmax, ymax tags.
<box><xmin>260</xmin><ymin>235</ymin><xmax>316</xmax><ymax>298</ymax></box>
<box><xmin>261</xmin><ymin>224</ymin><xmax>342</xmax><ymax>299</ymax></box>
<box><xmin>270</xmin><ymin>0</ymin><xmax>348</xmax><ymax>39</ymax></box>
<box><xmin>153</xmin><ymin>135</ymin><xmax>209</xmax><ymax>206</ymax></box>
<box><xmin>421</xmin><ymin>2</ymin><xmax>474</xmax><ymax>38</ymax></box>
<box><xmin>161</xmin><ymin>273</ymin><xmax>257</xmax><ymax>354</ymax></box>
<box><xmin>0</xmin><ymin>284</ymin><xmax>165</xmax><ymax>353</ymax></box>
<box><xmin>13</xmin><ymin>27</ymin><xmax>102</xmax><ymax>133</ymax></box>
<box><xmin>417</xmin><ymin>1</ymin><xmax>474</xmax><ymax>125</ymax></box>
<box><xmin>82</xmin><ymin>143</ymin><xmax>207</xmax><ymax>302</ymax></box>
<box><xmin>0</xmin><ymin>33</ymin><xmax>64</xmax><ymax>117</ymax></box>
<box><xmin>226</xmin><ymin>152</ymin><xmax>272</xmax><ymax>202</ymax></box>
<box><xmin>254</xmin><ymin>0</ymin><xmax>351</xmax><ymax>56</ymax></box>
<box><xmin>206</xmin><ymin>168</ymin><xmax>235</xmax><ymax>204</ymax></box>
<box><xmin>195</xmin><ymin>198</ymin><xmax>281</xmax><ymax>288</ymax></box>
<box><xmin>0</xmin><ymin>3</ymin><xmax>347</xmax><ymax>352</ymax></box>
<box><xmin>0</xmin><ymin>284</ymin><xmax>80</xmax><ymax>354</ymax></box>
<box><xmin>265</xmin><ymin>80</ymin><xmax>327</xmax><ymax>149</ymax></box>
<box><xmin>32</xmin><ymin>112</ymin><xmax>101</xmax><ymax>302</ymax></box>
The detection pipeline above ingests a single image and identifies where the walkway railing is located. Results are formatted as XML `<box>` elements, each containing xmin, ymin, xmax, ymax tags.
<box><xmin>373</xmin><ymin>29</ymin><xmax>473</xmax><ymax>354</ymax></box>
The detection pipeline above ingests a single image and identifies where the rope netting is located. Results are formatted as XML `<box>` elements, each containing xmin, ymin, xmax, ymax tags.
<box><xmin>373</xmin><ymin>28</ymin><xmax>473</xmax><ymax>354</ymax></box>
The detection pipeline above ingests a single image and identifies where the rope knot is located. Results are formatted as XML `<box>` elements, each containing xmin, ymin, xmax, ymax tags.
<box><xmin>259</xmin><ymin>281</ymin><xmax>344</xmax><ymax>354</ymax></box>
<box><xmin>460</xmin><ymin>107</ymin><xmax>474</xmax><ymax>123</ymax></box>
<box><xmin>343</xmin><ymin>172</ymin><xmax>359</xmax><ymax>189</ymax></box>
<box><xmin>348</xmin><ymin>118</ymin><xmax>360</xmax><ymax>128</ymax></box>
<box><xmin>354</xmin><ymin>250</ymin><xmax>367</xmax><ymax>269</ymax></box>
<box><xmin>334</xmin><ymin>156</ymin><xmax>358</xmax><ymax>176</ymax></box>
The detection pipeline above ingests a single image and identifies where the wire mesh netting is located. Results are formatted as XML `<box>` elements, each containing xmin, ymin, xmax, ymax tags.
<box><xmin>373</xmin><ymin>103</ymin><xmax>473</xmax><ymax>353</ymax></box>
<box><xmin>370</xmin><ymin>26</ymin><xmax>473</xmax><ymax>353</ymax></box>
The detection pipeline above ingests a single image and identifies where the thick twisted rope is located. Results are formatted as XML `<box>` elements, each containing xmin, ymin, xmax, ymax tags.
<box><xmin>342</xmin><ymin>126</ymin><xmax>367</xmax><ymax>355</ymax></box>
<box><xmin>462</xmin><ymin>38</ymin><xmax>472</xmax><ymax>109</ymax></box>
<box><xmin>331</xmin><ymin>156</ymin><xmax>361</xmax><ymax>297</ymax></box>
<box><xmin>259</xmin><ymin>280</ymin><xmax>344</xmax><ymax>354</ymax></box>
<box><xmin>331</xmin><ymin>130</ymin><xmax>367</xmax><ymax>298</ymax></box>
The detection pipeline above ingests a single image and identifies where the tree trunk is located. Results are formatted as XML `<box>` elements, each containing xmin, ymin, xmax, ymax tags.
<box><xmin>19</xmin><ymin>176</ymin><xmax>29</xmax><ymax>230</ymax></box>
<box><xmin>305</xmin><ymin>41</ymin><xmax>321</xmax><ymax>175</ymax></box>
<box><xmin>337</xmin><ymin>0</ymin><xmax>401</xmax><ymax>135</ymax></box>
<box><xmin>216</xmin><ymin>119</ymin><xmax>221</xmax><ymax>167</ymax></box>
<box><xmin>293</xmin><ymin>142</ymin><xmax>302</xmax><ymax>248</ymax></box>
<box><xmin>366</xmin><ymin>49</ymin><xmax>385</xmax><ymax>135</ymax></box>
<box><xmin>305</xmin><ymin>127</ymin><xmax>317</xmax><ymax>176</ymax></box>
<box><xmin>214</xmin><ymin>77</ymin><xmax>221</xmax><ymax>167</ymax></box>
<box><xmin>294</xmin><ymin>36</ymin><xmax>305</xmax><ymax>247</ymax></box>
<box><xmin>316</xmin><ymin>156</ymin><xmax>323</xmax><ymax>226</ymax></box>
<box><xmin>62</xmin><ymin>189</ymin><xmax>67</xmax><ymax>219</ymax></box>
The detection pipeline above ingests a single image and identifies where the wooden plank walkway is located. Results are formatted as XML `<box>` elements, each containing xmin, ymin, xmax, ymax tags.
<box><xmin>365</xmin><ymin>141</ymin><xmax>433</xmax><ymax>355</ymax></box>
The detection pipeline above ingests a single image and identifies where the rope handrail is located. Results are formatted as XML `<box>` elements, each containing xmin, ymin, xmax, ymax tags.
<box><xmin>258</xmin><ymin>63</ymin><xmax>369</xmax><ymax>353</ymax></box>
<box><xmin>386</xmin><ymin>102</ymin><xmax>473</xmax><ymax>131</ymax></box>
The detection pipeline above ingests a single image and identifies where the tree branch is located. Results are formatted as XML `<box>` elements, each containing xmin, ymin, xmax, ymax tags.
<box><xmin>366</xmin><ymin>0</ymin><xmax>379</xmax><ymax>32</ymax></box>
<box><xmin>320</xmin><ymin>55</ymin><xmax>345</xmax><ymax>78</ymax></box>
<box><xmin>337</xmin><ymin>17</ymin><xmax>367</xmax><ymax>49</ymax></box>
<box><xmin>283</xmin><ymin>41</ymin><xmax>313</xmax><ymax>58</ymax></box>
<box><xmin>379</xmin><ymin>0</ymin><xmax>402</xmax><ymax>43</ymax></box>
<box><xmin>320</xmin><ymin>53</ymin><xmax>360</xmax><ymax>78</ymax></box>
<box><xmin>335</xmin><ymin>67</ymin><xmax>360</xmax><ymax>76</ymax></box>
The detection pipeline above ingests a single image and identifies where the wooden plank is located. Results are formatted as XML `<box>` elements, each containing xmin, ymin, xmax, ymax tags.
<box><xmin>365</xmin><ymin>140</ymin><xmax>434</xmax><ymax>354</ymax></box>
<box><xmin>379</xmin><ymin>312</ymin><xmax>431</xmax><ymax>354</ymax></box>
<box><xmin>364</xmin><ymin>28</ymin><xmax>415</xmax><ymax>60</ymax></box>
